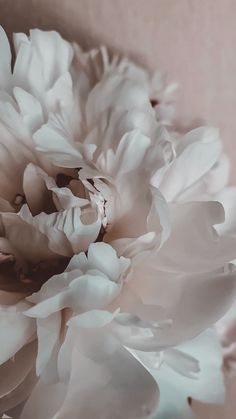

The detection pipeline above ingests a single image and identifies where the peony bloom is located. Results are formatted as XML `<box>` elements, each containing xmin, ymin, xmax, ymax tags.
<box><xmin>0</xmin><ymin>25</ymin><xmax>235</xmax><ymax>419</ymax></box>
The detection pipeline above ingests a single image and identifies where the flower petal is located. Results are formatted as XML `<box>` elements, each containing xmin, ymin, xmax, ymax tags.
<box><xmin>34</xmin><ymin>125</ymin><xmax>82</xmax><ymax>168</ymax></box>
<box><xmin>159</xmin><ymin>127</ymin><xmax>222</xmax><ymax>202</ymax></box>
<box><xmin>87</xmin><ymin>242</ymin><xmax>129</xmax><ymax>281</ymax></box>
<box><xmin>0</xmin><ymin>26</ymin><xmax>11</xmax><ymax>91</ymax></box>
<box><xmin>0</xmin><ymin>301</ymin><xmax>36</xmax><ymax>365</ymax></box>
<box><xmin>53</xmin><ymin>346</ymin><xmax>159</xmax><ymax>419</ymax></box>
<box><xmin>36</xmin><ymin>312</ymin><xmax>61</xmax><ymax>383</ymax></box>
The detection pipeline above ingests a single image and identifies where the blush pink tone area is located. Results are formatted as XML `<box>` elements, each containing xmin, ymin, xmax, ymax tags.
<box><xmin>0</xmin><ymin>0</ymin><xmax>235</xmax><ymax>417</ymax></box>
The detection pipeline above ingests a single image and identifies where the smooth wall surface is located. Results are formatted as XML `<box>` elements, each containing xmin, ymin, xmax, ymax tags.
<box><xmin>0</xmin><ymin>0</ymin><xmax>236</xmax><ymax>417</ymax></box>
<box><xmin>1</xmin><ymin>0</ymin><xmax>236</xmax><ymax>177</ymax></box>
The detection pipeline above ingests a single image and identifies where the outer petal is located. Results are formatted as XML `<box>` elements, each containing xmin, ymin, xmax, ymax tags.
<box><xmin>152</xmin><ymin>329</ymin><xmax>223</xmax><ymax>418</ymax></box>
<box><xmin>0</xmin><ymin>301</ymin><xmax>36</xmax><ymax>365</ymax></box>
<box><xmin>86</xmin><ymin>73</ymin><xmax>152</xmax><ymax>126</ymax></box>
<box><xmin>53</xmin><ymin>346</ymin><xmax>159</xmax><ymax>419</ymax></box>
<box><xmin>1</xmin><ymin>210</ymin><xmax>58</xmax><ymax>263</ymax></box>
<box><xmin>34</xmin><ymin>124</ymin><xmax>83</xmax><ymax>168</ymax></box>
<box><xmin>216</xmin><ymin>187</ymin><xmax>236</xmax><ymax>236</ymax></box>
<box><xmin>13</xmin><ymin>87</ymin><xmax>44</xmax><ymax>133</ymax></box>
<box><xmin>111</xmin><ymin>130</ymin><xmax>151</xmax><ymax>176</ymax></box>
<box><xmin>0</xmin><ymin>341</ymin><xmax>37</xmax><ymax>413</ymax></box>
<box><xmin>159</xmin><ymin>127</ymin><xmax>222</xmax><ymax>202</ymax></box>
<box><xmin>20</xmin><ymin>380</ymin><xmax>66</xmax><ymax>419</ymax></box>
<box><xmin>13</xmin><ymin>29</ymin><xmax>73</xmax><ymax>95</ymax></box>
<box><xmin>127</xmin><ymin>269</ymin><xmax>236</xmax><ymax>350</ymax></box>
<box><xmin>0</xmin><ymin>26</ymin><xmax>12</xmax><ymax>91</ymax></box>
<box><xmin>36</xmin><ymin>312</ymin><xmax>61</xmax><ymax>383</ymax></box>
<box><xmin>154</xmin><ymin>201</ymin><xmax>236</xmax><ymax>274</ymax></box>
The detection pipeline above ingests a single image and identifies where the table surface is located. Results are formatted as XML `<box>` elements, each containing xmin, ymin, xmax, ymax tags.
<box><xmin>0</xmin><ymin>1</ymin><xmax>236</xmax><ymax>417</ymax></box>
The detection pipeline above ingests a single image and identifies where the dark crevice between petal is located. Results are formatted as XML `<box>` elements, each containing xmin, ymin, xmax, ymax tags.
<box><xmin>0</xmin><ymin>257</ymin><xmax>70</xmax><ymax>294</ymax></box>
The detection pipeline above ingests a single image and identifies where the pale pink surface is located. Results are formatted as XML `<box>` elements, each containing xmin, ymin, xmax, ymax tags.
<box><xmin>0</xmin><ymin>0</ymin><xmax>236</xmax><ymax>417</ymax></box>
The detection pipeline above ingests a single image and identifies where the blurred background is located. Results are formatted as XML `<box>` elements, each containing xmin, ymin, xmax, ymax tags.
<box><xmin>0</xmin><ymin>0</ymin><xmax>236</xmax><ymax>417</ymax></box>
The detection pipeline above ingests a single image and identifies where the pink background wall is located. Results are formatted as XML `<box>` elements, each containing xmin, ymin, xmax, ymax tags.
<box><xmin>0</xmin><ymin>0</ymin><xmax>236</xmax><ymax>416</ymax></box>
<box><xmin>1</xmin><ymin>0</ymin><xmax>235</xmax><ymax>179</ymax></box>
